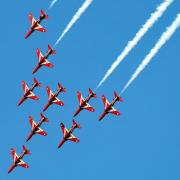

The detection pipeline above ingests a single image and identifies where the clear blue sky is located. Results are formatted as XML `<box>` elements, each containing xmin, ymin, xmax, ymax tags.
<box><xmin>1</xmin><ymin>0</ymin><xmax>180</xmax><ymax>179</ymax></box>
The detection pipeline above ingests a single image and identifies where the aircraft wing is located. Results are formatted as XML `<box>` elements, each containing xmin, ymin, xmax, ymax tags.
<box><xmin>22</xmin><ymin>81</ymin><xmax>29</xmax><ymax>95</ymax></box>
<box><xmin>77</xmin><ymin>91</ymin><xmax>85</xmax><ymax>106</ymax></box>
<box><xmin>108</xmin><ymin>106</ymin><xmax>121</xmax><ymax>116</ymax></box>
<box><xmin>35</xmin><ymin>127</ymin><xmax>47</xmax><ymax>136</ymax></box>
<box><xmin>29</xmin><ymin>116</ymin><xmax>37</xmax><ymax>130</ymax></box>
<box><xmin>11</xmin><ymin>148</ymin><xmax>19</xmax><ymax>163</ymax></box>
<box><xmin>36</xmin><ymin>48</ymin><xmax>44</xmax><ymax>62</ymax></box>
<box><xmin>60</xmin><ymin>123</ymin><xmax>69</xmax><ymax>137</ymax></box>
<box><xmin>29</xmin><ymin>13</ymin><xmax>36</xmax><ymax>27</ymax></box>
<box><xmin>27</xmin><ymin>91</ymin><xmax>39</xmax><ymax>100</ymax></box>
<box><xmin>102</xmin><ymin>95</ymin><xmax>110</xmax><ymax>110</ymax></box>
<box><xmin>17</xmin><ymin>159</ymin><xmax>29</xmax><ymax>168</ymax></box>
<box><xmin>46</xmin><ymin>86</ymin><xmax>54</xmax><ymax>100</ymax></box>
<box><xmin>41</xmin><ymin>59</ymin><xmax>54</xmax><ymax>68</ymax></box>
<box><xmin>82</xmin><ymin>102</ymin><xmax>95</xmax><ymax>112</ymax></box>
<box><xmin>67</xmin><ymin>134</ymin><xmax>80</xmax><ymax>143</ymax></box>
<box><xmin>53</xmin><ymin>97</ymin><xmax>64</xmax><ymax>106</ymax></box>
<box><xmin>34</xmin><ymin>23</ymin><xmax>46</xmax><ymax>32</ymax></box>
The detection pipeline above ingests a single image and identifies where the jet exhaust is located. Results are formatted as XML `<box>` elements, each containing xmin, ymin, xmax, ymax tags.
<box><xmin>121</xmin><ymin>14</ymin><xmax>180</xmax><ymax>94</ymax></box>
<box><xmin>49</xmin><ymin>0</ymin><xmax>59</xmax><ymax>9</ymax></box>
<box><xmin>54</xmin><ymin>0</ymin><xmax>93</xmax><ymax>46</ymax></box>
<box><xmin>96</xmin><ymin>0</ymin><xmax>173</xmax><ymax>90</ymax></box>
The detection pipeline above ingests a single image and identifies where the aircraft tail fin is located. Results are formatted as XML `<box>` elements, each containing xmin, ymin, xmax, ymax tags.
<box><xmin>72</xmin><ymin>119</ymin><xmax>81</xmax><ymax>129</ymax></box>
<box><xmin>89</xmin><ymin>88</ymin><xmax>97</xmax><ymax>98</ymax></box>
<box><xmin>48</xmin><ymin>44</ymin><xmax>56</xmax><ymax>54</ymax></box>
<box><xmin>40</xmin><ymin>113</ymin><xmax>49</xmax><ymax>122</ymax></box>
<box><xmin>114</xmin><ymin>91</ymin><xmax>123</xmax><ymax>102</ymax></box>
<box><xmin>60</xmin><ymin>122</ymin><xmax>65</xmax><ymax>134</ymax></box>
<box><xmin>58</xmin><ymin>83</ymin><xmax>66</xmax><ymax>92</ymax></box>
<box><xmin>40</xmin><ymin>9</ymin><xmax>48</xmax><ymax>19</ymax></box>
<box><xmin>33</xmin><ymin>78</ymin><xmax>41</xmax><ymax>87</ymax></box>
<box><xmin>22</xmin><ymin>145</ymin><xmax>31</xmax><ymax>155</ymax></box>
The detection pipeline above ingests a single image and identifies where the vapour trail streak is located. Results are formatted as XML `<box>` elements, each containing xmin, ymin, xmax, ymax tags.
<box><xmin>49</xmin><ymin>0</ymin><xmax>59</xmax><ymax>9</ymax></box>
<box><xmin>54</xmin><ymin>0</ymin><xmax>93</xmax><ymax>46</ymax></box>
<box><xmin>121</xmin><ymin>14</ymin><xmax>180</xmax><ymax>94</ymax></box>
<box><xmin>96</xmin><ymin>0</ymin><xmax>173</xmax><ymax>89</ymax></box>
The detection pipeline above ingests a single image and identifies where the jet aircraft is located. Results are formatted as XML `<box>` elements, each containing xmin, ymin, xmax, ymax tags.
<box><xmin>43</xmin><ymin>83</ymin><xmax>66</xmax><ymax>111</ymax></box>
<box><xmin>26</xmin><ymin>113</ymin><xmax>48</xmax><ymax>142</ymax></box>
<box><xmin>99</xmin><ymin>92</ymin><xmax>123</xmax><ymax>121</ymax></box>
<box><xmin>18</xmin><ymin>78</ymin><xmax>41</xmax><ymax>106</ymax></box>
<box><xmin>58</xmin><ymin>119</ymin><xmax>80</xmax><ymax>149</ymax></box>
<box><xmin>73</xmin><ymin>88</ymin><xmax>97</xmax><ymax>117</ymax></box>
<box><xmin>25</xmin><ymin>9</ymin><xmax>48</xmax><ymax>39</ymax></box>
<box><xmin>32</xmin><ymin>44</ymin><xmax>56</xmax><ymax>74</ymax></box>
<box><xmin>8</xmin><ymin>146</ymin><xmax>31</xmax><ymax>174</ymax></box>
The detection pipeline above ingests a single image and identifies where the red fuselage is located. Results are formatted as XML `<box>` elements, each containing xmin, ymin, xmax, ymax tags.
<box><xmin>99</xmin><ymin>97</ymin><xmax>118</xmax><ymax>121</ymax></box>
<box><xmin>43</xmin><ymin>88</ymin><xmax>62</xmax><ymax>111</ymax></box>
<box><xmin>26</xmin><ymin>119</ymin><xmax>45</xmax><ymax>142</ymax></box>
<box><xmin>58</xmin><ymin>125</ymin><xmax>76</xmax><ymax>148</ymax></box>
<box><xmin>73</xmin><ymin>93</ymin><xmax>93</xmax><ymax>117</ymax></box>
<box><xmin>18</xmin><ymin>83</ymin><xmax>37</xmax><ymax>106</ymax></box>
<box><xmin>25</xmin><ymin>15</ymin><xmax>46</xmax><ymax>39</ymax></box>
<box><xmin>32</xmin><ymin>49</ymin><xmax>53</xmax><ymax>74</ymax></box>
<box><xmin>8</xmin><ymin>151</ymin><xmax>26</xmax><ymax>174</ymax></box>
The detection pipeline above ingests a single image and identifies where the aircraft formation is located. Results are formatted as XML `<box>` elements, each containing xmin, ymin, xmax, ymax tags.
<box><xmin>8</xmin><ymin>8</ymin><xmax>124</xmax><ymax>174</ymax></box>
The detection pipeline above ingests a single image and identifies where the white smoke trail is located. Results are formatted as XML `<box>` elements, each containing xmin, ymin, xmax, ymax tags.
<box><xmin>96</xmin><ymin>0</ymin><xmax>173</xmax><ymax>89</ymax></box>
<box><xmin>121</xmin><ymin>14</ymin><xmax>180</xmax><ymax>94</ymax></box>
<box><xmin>49</xmin><ymin>0</ymin><xmax>58</xmax><ymax>9</ymax></box>
<box><xmin>54</xmin><ymin>0</ymin><xmax>93</xmax><ymax>46</ymax></box>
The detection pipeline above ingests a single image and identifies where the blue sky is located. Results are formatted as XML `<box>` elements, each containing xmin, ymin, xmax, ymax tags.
<box><xmin>1</xmin><ymin>0</ymin><xmax>180</xmax><ymax>179</ymax></box>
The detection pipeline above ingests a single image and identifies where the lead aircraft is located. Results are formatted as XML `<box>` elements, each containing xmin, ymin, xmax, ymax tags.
<box><xmin>58</xmin><ymin>119</ymin><xmax>80</xmax><ymax>149</ymax></box>
<box><xmin>32</xmin><ymin>44</ymin><xmax>56</xmax><ymax>74</ymax></box>
<box><xmin>99</xmin><ymin>92</ymin><xmax>123</xmax><ymax>121</ymax></box>
<box><xmin>17</xmin><ymin>78</ymin><xmax>41</xmax><ymax>106</ymax></box>
<box><xmin>25</xmin><ymin>9</ymin><xmax>48</xmax><ymax>39</ymax></box>
<box><xmin>8</xmin><ymin>146</ymin><xmax>31</xmax><ymax>174</ymax></box>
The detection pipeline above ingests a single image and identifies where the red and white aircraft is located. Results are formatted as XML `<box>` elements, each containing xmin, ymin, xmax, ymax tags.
<box><xmin>25</xmin><ymin>9</ymin><xmax>48</xmax><ymax>39</ymax></box>
<box><xmin>58</xmin><ymin>119</ymin><xmax>80</xmax><ymax>149</ymax></box>
<box><xmin>73</xmin><ymin>88</ymin><xmax>97</xmax><ymax>117</ymax></box>
<box><xmin>26</xmin><ymin>113</ymin><xmax>48</xmax><ymax>142</ymax></box>
<box><xmin>99</xmin><ymin>92</ymin><xmax>123</xmax><ymax>121</ymax></box>
<box><xmin>8</xmin><ymin>146</ymin><xmax>31</xmax><ymax>174</ymax></box>
<box><xmin>32</xmin><ymin>44</ymin><xmax>56</xmax><ymax>74</ymax></box>
<box><xmin>43</xmin><ymin>83</ymin><xmax>66</xmax><ymax>111</ymax></box>
<box><xmin>18</xmin><ymin>78</ymin><xmax>41</xmax><ymax>106</ymax></box>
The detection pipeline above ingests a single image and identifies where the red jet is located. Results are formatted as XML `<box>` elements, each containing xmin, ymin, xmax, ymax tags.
<box><xmin>58</xmin><ymin>119</ymin><xmax>80</xmax><ymax>149</ymax></box>
<box><xmin>25</xmin><ymin>9</ymin><xmax>48</xmax><ymax>39</ymax></box>
<box><xmin>43</xmin><ymin>83</ymin><xmax>66</xmax><ymax>111</ymax></box>
<box><xmin>73</xmin><ymin>88</ymin><xmax>97</xmax><ymax>117</ymax></box>
<box><xmin>32</xmin><ymin>44</ymin><xmax>56</xmax><ymax>74</ymax></box>
<box><xmin>26</xmin><ymin>113</ymin><xmax>48</xmax><ymax>142</ymax></box>
<box><xmin>8</xmin><ymin>146</ymin><xmax>31</xmax><ymax>174</ymax></box>
<box><xmin>99</xmin><ymin>92</ymin><xmax>123</xmax><ymax>121</ymax></box>
<box><xmin>17</xmin><ymin>78</ymin><xmax>41</xmax><ymax>106</ymax></box>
